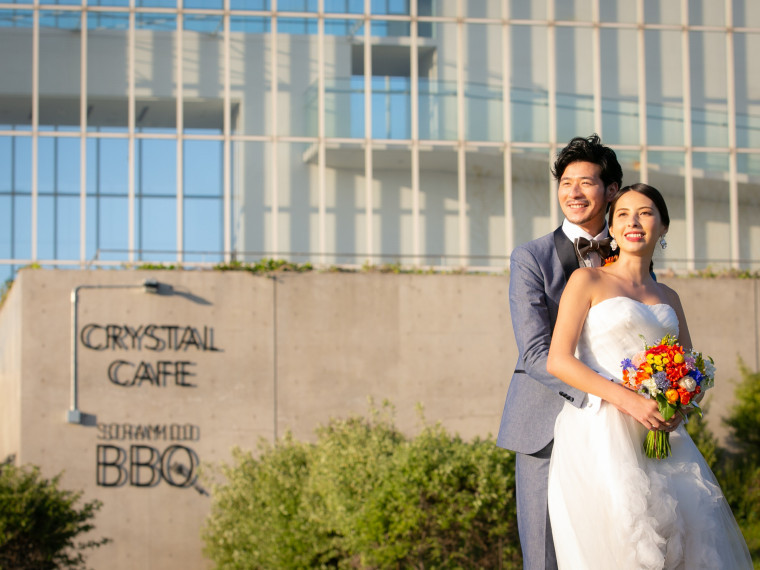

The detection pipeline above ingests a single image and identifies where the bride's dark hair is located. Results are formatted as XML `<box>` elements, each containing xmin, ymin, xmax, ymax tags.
<box><xmin>607</xmin><ymin>183</ymin><xmax>670</xmax><ymax>229</ymax></box>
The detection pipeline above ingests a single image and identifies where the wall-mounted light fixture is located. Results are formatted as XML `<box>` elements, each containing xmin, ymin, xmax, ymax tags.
<box><xmin>68</xmin><ymin>279</ymin><xmax>163</xmax><ymax>425</ymax></box>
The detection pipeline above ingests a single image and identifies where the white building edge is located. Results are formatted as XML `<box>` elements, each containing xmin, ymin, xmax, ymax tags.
<box><xmin>0</xmin><ymin>0</ymin><xmax>759</xmax><ymax>277</ymax></box>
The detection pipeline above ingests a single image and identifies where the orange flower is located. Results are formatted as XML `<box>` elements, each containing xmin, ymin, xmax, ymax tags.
<box><xmin>666</xmin><ymin>363</ymin><xmax>689</xmax><ymax>383</ymax></box>
<box><xmin>665</xmin><ymin>389</ymin><xmax>679</xmax><ymax>404</ymax></box>
<box><xmin>679</xmin><ymin>391</ymin><xmax>692</xmax><ymax>405</ymax></box>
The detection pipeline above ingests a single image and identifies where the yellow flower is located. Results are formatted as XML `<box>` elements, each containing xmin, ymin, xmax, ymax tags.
<box><xmin>674</xmin><ymin>353</ymin><xmax>684</xmax><ymax>364</ymax></box>
<box><xmin>665</xmin><ymin>389</ymin><xmax>679</xmax><ymax>405</ymax></box>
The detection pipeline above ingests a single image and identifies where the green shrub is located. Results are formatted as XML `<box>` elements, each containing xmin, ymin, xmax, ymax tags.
<box><xmin>719</xmin><ymin>364</ymin><xmax>760</xmax><ymax>533</ymax></box>
<box><xmin>202</xmin><ymin>406</ymin><xmax>519</xmax><ymax>569</ymax></box>
<box><xmin>724</xmin><ymin>363</ymin><xmax>760</xmax><ymax>460</ymax></box>
<box><xmin>684</xmin><ymin>401</ymin><xmax>722</xmax><ymax>472</ymax></box>
<box><xmin>202</xmin><ymin>436</ymin><xmax>333</xmax><ymax>569</ymax></box>
<box><xmin>688</xmin><ymin>364</ymin><xmax>760</xmax><ymax>564</ymax></box>
<box><xmin>0</xmin><ymin>461</ymin><xmax>109</xmax><ymax>569</ymax></box>
<box><xmin>347</xmin><ymin>425</ymin><xmax>519</xmax><ymax>568</ymax></box>
<box><xmin>304</xmin><ymin>408</ymin><xmax>406</xmax><ymax>566</ymax></box>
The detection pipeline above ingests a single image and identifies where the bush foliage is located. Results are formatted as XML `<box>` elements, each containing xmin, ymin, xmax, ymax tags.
<box><xmin>202</xmin><ymin>404</ymin><xmax>520</xmax><ymax>569</ymax></box>
<box><xmin>204</xmin><ymin>365</ymin><xmax>760</xmax><ymax>568</ymax></box>
<box><xmin>0</xmin><ymin>461</ymin><xmax>109</xmax><ymax>569</ymax></box>
<box><xmin>686</xmin><ymin>363</ymin><xmax>760</xmax><ymax>562</ymax></box>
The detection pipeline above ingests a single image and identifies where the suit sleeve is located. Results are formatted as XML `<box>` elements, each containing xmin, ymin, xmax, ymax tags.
<box><xmin>509</xmin><ymin>246</ymin><xmax>585</xmax><ymax>407</ymax></box>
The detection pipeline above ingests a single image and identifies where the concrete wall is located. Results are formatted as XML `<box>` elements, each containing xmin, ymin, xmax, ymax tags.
<box><xmin>0</xmin><ymin>268</ymin><xmax>758</xmax><ymax>569</ymax></box>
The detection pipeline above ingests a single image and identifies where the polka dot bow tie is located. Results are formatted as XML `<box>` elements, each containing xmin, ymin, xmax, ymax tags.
<box><xmin>574</xmin><ymin>236</ymin><xmax>615</xmax><ymax>265</ymax></box>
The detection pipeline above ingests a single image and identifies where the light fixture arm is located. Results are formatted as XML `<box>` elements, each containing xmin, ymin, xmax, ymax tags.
<box><xmin>67</xmin><ymin>280</ymin><xmax>161</xmax><ymax>425</ymax></box>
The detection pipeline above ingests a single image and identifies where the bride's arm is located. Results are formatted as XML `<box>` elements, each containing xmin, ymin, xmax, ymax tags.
<box><xmin>547</xmin><ymin>271</ymin><xmax>667</xmax><ymax>430</ymax></box>
<box><xmin>662</xmin><ymin>285</ymin><xmax>692</xmax><ymax>349</ymax></box>
<box><xmin>661</xmin><ymin>285</ymin><xmax>703</xmax><ymax>422</ymax></box>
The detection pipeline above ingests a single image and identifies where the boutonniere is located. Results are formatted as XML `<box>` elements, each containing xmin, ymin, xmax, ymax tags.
<box><xmin>602</xmin><ymin>255</ymin><xmax>618</xmax><ymax>266</ymax></box>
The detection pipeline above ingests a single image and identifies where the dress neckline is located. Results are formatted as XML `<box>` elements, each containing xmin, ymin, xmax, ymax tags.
<box><xmin>590</xmin><ymin>296</ymin><xmax>672</xmax><ymax>312</ymax></box>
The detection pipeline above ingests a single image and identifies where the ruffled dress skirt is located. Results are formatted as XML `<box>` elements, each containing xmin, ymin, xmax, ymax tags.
<box><xmin>549</xmin><ymin>399</ymin><xmax>751</xmax><ymax>569</ymax></box>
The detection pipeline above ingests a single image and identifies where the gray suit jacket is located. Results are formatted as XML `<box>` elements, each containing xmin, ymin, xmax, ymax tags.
<box><xmin>496</xmin><ymin>227</ymin><xmax>586</xmax><ymax>455</ymax></box>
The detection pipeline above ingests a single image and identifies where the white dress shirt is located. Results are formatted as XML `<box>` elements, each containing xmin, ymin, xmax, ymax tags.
<box><xmin>560</xmin><ymin>218</ymin><xmax>611</xmax><ymax>411</ymax></box>
<box><xmin>561</xmin><ymin>218</ymin><xmax>610</xmax><ymax>268</ymax></box>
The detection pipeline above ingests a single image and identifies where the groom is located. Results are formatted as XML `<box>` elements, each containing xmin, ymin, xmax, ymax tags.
<box><xmin>496</xmin><ymin>134</ymin><xmax>622</xmax><ymax>569</ymax></box>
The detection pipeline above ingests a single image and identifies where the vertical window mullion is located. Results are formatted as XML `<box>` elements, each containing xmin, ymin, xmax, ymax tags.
<box><xmin>54</xmin><ymin>137</ymin><xmax>59</xmax><ymax>261</ymax></box>
<box><xmin>176</xmin><ymin>4</ymin><xmax>184</xmax><ymax>264</ymax></box>
<box><xmin>11</xmin><ymin>137</ymin><xmax>17</xmax><ymax>261</ymax></box>
<box><xmin>681</xmin><ymin>0</ymin><xmax>695</xmax><ymax>271</ymax></box>
<box><xmin>725</xmin><ymin>0</ymin><xmax>739</xmax><ymax>268</ymax></box>
<box><xmin>456</xmin><ymin>0</ymin><xmax>466</xmax><ymax>266</ymax></box>
<box><xmin>547</xmin><ymin>0</ymin><xmax>558</xmax><ymax>228</ymax></box>
<box><xmin>32</xmin><ymin>1</ymin><xmax>39</xmax><ymax>262</ymax></box>
<box><xmin>363</xmin><ymin>0</ymin><xmax>372</xmax><ymax>262</ymax></box>
<box><xmin>411</xmin><ymin>0</ymin><xmax>420</xmax><ymax>264</ymax></box>
<box><xmin>223</xmin><ymin>0</ymin><xmax>232</xmax><ymax>261</ymax></box>
<box><xmin>95</xmin><ymin>139</ymin><xmax>101</xmax><ymax>258</ymax></box>
<box><xmin>502</xmin><ymin>0</ymin><xmax>513</xmax><ymax>257</ymax></box>
<box><xmin>636</xmin><ymin>0</ymin><xmax>648</xmax><ymax>183</ymax></box>
<box><xmin>270</xmin><ymin>3</ymin><xmax>279</xmax><ymax>256</ymax></box>
<box><xmin>592</xmin><ymin>0</ymin><xmax>602</xmax><ymax>136</ymax></box>
<box><xmin>80</xmin><ymin>6</ymin><xmax>88</xmax><ymax>266</ymax></box>
<box><xmin>128</xmin><ymin>0</ymin><xmax>136</xmax><ymax>263</ymax></box>
<box><xmin>137</xmin><ymin>139</ymin><xmax>143</xmax><ymax>257</ymax></box>
<box><xmin>318</xmin><ymin>0</ymin><xmax>327</xmax><ymax>264</ymax></box>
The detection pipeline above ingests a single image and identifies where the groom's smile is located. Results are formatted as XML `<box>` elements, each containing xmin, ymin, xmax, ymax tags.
<box><xmin>557</xmin><ymin>161</ymin><xmax>616</xmax><ymax>235</ymax></box>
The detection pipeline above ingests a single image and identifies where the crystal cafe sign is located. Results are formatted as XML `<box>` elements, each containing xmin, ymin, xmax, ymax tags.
<box><xmin>79</xmin><ymin>323</ymin><xmax>221</xmax><ymax>388</ymax></box>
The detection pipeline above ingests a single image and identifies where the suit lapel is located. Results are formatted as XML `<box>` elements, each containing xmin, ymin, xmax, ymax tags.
<box><xmin>553</xmin><ymin>226</ymin><xmax>580</xmax><ymax>284</ymax></box>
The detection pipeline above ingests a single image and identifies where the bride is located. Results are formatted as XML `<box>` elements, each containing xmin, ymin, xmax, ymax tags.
<box><xmin>545</xmin><ymin>183</ymin><xmax>752</xmax><ymax>569</ymax></box>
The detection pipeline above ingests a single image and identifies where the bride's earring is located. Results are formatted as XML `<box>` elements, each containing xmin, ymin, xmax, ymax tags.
<box><xmin>610</xmin><ymin>236</ymin><xmax>618</xmax><ymax>250</ymax></box>
<box><xmin>660</xmin><ymin>235</ymin><xmax>668</xmax><ymax>249</ymax></box>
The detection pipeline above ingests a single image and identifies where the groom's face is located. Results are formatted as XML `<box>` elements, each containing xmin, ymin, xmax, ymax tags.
<box><xmin>557</xmin><ymin>161</ymin><xmax>617</xmax><ymax>235</ymax></box>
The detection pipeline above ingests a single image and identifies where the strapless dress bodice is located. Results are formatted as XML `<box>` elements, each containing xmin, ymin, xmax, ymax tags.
<box><xmin>576</xmin><ymin>296</ymin><xmax>679</xmax><ymax>382</ymax></box>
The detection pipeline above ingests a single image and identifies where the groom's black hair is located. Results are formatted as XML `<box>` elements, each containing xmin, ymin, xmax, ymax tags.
<box><xmin>552</xmin><ymin>133</ymin><xmax>623</xmax><ymax>190</ymax></box>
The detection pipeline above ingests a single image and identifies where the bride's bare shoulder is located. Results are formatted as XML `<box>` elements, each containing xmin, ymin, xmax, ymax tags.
<box><xmin>656</xmin><ymin>282</ymin><xmax>682</xmax><ymax>305</ymax></box>
<box><xmin>565</xmin><ymin>267</ymin><xmax>606</xmax><ymax>300</ymax></box>
<box><xmin>567</xmin><ymin>267</ymin><xmax>604</xmax><ymax>289</ymax></box>
<box><xmin>567</xmin><ymin>266</ymin><xmax>605</xmax><ymax>285</ymax></box>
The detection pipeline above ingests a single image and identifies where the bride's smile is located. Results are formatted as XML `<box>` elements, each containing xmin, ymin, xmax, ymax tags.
<box><xmin>609</xmin><ymin>191</ymin><xmax>667</xmax><ymax>256</ymax></box>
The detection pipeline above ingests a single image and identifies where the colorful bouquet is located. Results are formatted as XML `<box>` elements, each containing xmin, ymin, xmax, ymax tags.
<box><xmin>621</xmin><ymin>334</ymin><xmax>715</xmax><ymax>459</ymax></box>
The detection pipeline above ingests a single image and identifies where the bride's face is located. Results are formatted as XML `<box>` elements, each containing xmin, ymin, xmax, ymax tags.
<box><xmin>609</xmin><ymin>191</ymin><xmax>667</xmax><ymax>255</ymax></box>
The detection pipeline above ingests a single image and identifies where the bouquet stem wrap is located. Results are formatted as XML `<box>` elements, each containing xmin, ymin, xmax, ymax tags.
<box><xmin>645</xmin><ymin>396</ymin><xmax>677</xmax><ymax>459</ymax></box>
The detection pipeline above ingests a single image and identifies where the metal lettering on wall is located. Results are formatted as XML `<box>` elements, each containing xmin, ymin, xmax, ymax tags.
<box><xmin>82</xmin><ymin>323</ymin><xmax>220</xmax><ymax>492</ymax></box>
<box><xmin>96</xmin><ymin>424</ymin><xmax>202</xmax><ymax>492</ymax></box>
<box><xmin>81</xmin><ymin>324</ymin><xmax>220</xmax><ymax>387</ymax></box>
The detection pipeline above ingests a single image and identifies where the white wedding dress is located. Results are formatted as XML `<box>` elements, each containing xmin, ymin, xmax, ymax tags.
<box><xmin>548</xmin><ymin>296</ymin><xmax>752</xmax><ymax>569</ymax></box>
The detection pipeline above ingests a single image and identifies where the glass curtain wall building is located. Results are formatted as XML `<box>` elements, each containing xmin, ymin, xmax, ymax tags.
<box><xmin>1</xmin><ymin>0</ymin><xmax>759</xmax><ymax>281</ymax></box>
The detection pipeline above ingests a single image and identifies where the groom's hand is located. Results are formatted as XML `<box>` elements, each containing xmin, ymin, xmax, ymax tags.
<box><xmin>661</xmin><ymin>414</ymin><xmax>683</xmax><ymax>432</ymax></box>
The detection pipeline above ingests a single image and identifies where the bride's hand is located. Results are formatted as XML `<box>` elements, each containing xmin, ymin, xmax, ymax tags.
<box><xmin>618</xmin><ymin>388</ymin><xmax>666</xmax><ymax>431</ymax></box>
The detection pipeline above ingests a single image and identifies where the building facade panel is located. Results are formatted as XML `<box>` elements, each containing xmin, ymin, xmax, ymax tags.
<box><xmin>0</xmin><ymin>0</ymin><xmax>759</xmax><ymax>278</ymax></box>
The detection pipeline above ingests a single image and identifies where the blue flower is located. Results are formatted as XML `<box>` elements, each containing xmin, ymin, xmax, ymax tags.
<box><xmin>621</xmin><ymin>358</ymin><xmax>634</xmax><ymax>369</ymax></box>
<box><xmin>653</xmin><ymin>371</ymin><xmax>670</xmax><ymax>392</ymax></box>
<box><xmin>689</xmin><ymin>369</ymin><xmax>704</xmax><ymax>385</ymax></box>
